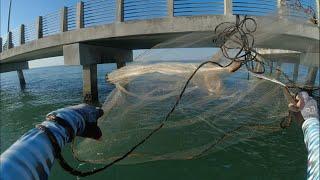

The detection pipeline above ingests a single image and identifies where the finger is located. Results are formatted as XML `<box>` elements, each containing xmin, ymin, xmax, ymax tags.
<box><xmin>80</xmin><ymin>124</ymin><xmax>102</xmax><ymax>140</ymax></box>
<box><xmin>297</xmin><ymin>92</ymin><xmax>309</xmax><ymax>102</ymax></box>
<box><xmin>288</xmin><ymin>103</ymin><xmax>300</xmax><ymax>112</ymax></box>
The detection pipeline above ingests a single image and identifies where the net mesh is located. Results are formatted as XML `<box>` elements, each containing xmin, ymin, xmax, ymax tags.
<box><xmin>70</xmin><ymin>7</ymin><xmax>319</xmax><ymax>171</ymax></box>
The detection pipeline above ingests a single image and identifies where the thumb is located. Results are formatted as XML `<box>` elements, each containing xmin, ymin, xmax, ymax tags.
<box><xmin>80</xmin><ymin>123</ymin><xmax>102</xmax><ymax>140</ymax></box>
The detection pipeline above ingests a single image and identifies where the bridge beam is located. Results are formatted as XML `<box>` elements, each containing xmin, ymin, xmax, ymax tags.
<box><xmin>63</xmin><ymin>43</ymin><xmax>132</xmax><ymax>104</ymax></box>
<box><xmin>0</xmin><ymin>62</ymin><xmax>29</xmax><ymax>74</ymax></box>
<box><xmin>0</xmin><ymin>62</ymin><xmax>28</xmax><ymax>89</ymax></box>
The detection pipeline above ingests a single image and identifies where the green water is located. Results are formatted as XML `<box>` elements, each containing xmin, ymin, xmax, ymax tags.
<box><xmin>0</xmin><ymin>64</ymin><xmax>308</xmax><ymax>180</ymax></box>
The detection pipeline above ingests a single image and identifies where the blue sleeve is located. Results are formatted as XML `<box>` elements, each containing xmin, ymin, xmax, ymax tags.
<box><xmin>302</xmin><ymin>117</ymin><xmax>319</xmax><ymax>180</ymax></box>
<box><xmin>0</xmin><ymin>108</ymin><xmax>85</xmax><ymax>180</ymax></box>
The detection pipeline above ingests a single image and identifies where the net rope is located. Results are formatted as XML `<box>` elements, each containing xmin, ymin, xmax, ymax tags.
<box><xmin>53</xmin><ymin>15</ymin><xmax>319</xmax><ymax>177</ymax></box>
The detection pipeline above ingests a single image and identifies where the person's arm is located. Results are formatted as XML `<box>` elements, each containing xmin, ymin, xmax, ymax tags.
<box><xmin>0</xmin><ymin>104</ymin><xmax>103</xmax><ymax>180</ymax></box>
<box><xmin>302</xmin><ymin>117</ymin><xmax>319</xmax><ymax>180</ymax></box>
<box><xmin>290</xmin><ymin>92</ymin><xmax>319</xmax><ymax>180</ymax></box>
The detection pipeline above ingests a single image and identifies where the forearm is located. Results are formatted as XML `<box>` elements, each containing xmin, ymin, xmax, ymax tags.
<box><xmin>302</xmin><ymin>117</ymin><xmax>319</xmax><ymax>180</ymax></box>
<box><xmin>0</xmin><ymin>108</ymin><xmax>85</xmax><ymax>180</ymax></box>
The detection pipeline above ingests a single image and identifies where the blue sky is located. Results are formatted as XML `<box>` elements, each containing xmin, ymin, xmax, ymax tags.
<box><xmin>1</xmin><ymin>0</ymin><xmax>81</xmax><ymax>68</ymax></box>
<box><xmin>1</xmin><ymin>0</ymin><xmax>80</xmax><ymax>36</ymax></box>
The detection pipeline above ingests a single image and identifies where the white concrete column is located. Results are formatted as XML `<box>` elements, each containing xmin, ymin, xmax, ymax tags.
<box><xmin>76</xmin><ymin>1</ymin><xmax>84</xmax><ymax>28</ymax></box>
<box><xmin>20</xmin><ymin>24</ymin><xmax>25</xmax><ymax>45</ymax></box>
<box><xmin>61</xmin><ymin>7</ymin><xmax>68</xmax><ymax>32</ymax></box>
<box><xmin>167</xmin><ymin>0</ymin><xmax>174</xmax><ymax>17</ymax></box>
<box><xmin>36</xmin><ymin>16</ymin><xmax>43</xmax><ymax>39</ymax></box>
<box><xmin>224</xmin><ymin>0</ymin><xmax>232</xmax><ymax>15</ymax></box>
<box><xmin>116</xmin><ymin>0</ymin><xmax>124</xmax><ymax>22</ymax></box>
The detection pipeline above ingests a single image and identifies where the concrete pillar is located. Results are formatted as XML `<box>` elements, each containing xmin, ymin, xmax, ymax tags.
<box><xmin>293</xmin><ymin>63</ymin><xmax>299</xmax><ymax>82</ymax></box>
<box><xmin>36</xmin><ymin>16</ymin><xmax>43</xmax><ymax>39</ymax></box>
<box><xmin>17</xmin><ymin>69</ymin><xmax>26</xmax><ymax>89</ymax></box>
<box><xmin>116</xmin><ymin>0</ymin><xmax>124</xmax><ymax>22</ymax></box>
<box><xmin>61</xmin><ymin>7</ymin><xmax>68</xmax><ymax>32</ymax></box>
<box><xmin>83</xmin><ymin>64</ymin><xmax>98</xmax><ymax>105</ymax></box>
<box><xmin>76</xmin><ymin>2</ymin><xmax>84</xmax><ymax>29</ymax></box>
<box><xmin>20</xmin><ymin>24</ymin><xmax>25</xmax><ymax>45</ymax></box>
<box><xmin>224</xmin><ymin>0</ymin><xmax>233</xmax><ymax>15</ymax></box>
<box><xmin>269</xmin><ymin>61</ymin><xmax>273</xmax><ymax>74</ymax></box>
<box><xmin>0</xmin><ymin>62</ymin><xmax>29</xmax><ymax>73</ymax></box>
<box><xmin>305</xmin><ymin>67</ymin><xmax>318</xmax><ymax>86</ymax></box>
<box><xmin>0</xmin><ymin>37</ymin><xmax>2</xmax><ymax>53</ymax></box>
<box><xmin>275</xmin><ymin>61</ymin><xmax>282</xmax><ymax>80</ymax></box>
<box><xmin>115</xmin><ymin>50</ymin><xmax>132</xmax><ymax>69</ymax></box>
<box><xmin>7</xmin><ymin>32</ymin><xmax>13</xmax><ymax>49</ymax></box>
<box><xmin>167</xmin><ymin>0</ymin><xmax>174</xmax><ymax>17</ymax></box>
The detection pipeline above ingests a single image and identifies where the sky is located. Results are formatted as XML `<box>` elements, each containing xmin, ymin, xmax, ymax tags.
<box><xmin>1</xmin><ymin>0</ymin><xmax>81</xmax><ymax>68</ymax></box>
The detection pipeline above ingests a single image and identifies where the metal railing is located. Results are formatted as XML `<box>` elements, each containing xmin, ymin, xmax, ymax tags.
<box><xmin>83</xmin><ymin>0</ymin><xmax>116</xmax><ymax>27</ymax></box>
<box><xmin>42</xmin><ymin>10</ymin><xmax>61</xmax><ymax>37</ymax></box>
<box><xmin>233</xmin><ymin>0</ymin><xmax>277</xmax><ymax>16</ymax></box>
<box><xmin>67</xmin><ymin>6</ymin><xmax>77</xmax><ymax>31</ymax></box>
<box><xmin>174</xmin><ymin>0</ymin><xmax>225</xmax><ymax>16</ymax></box>
<box><xmin>1</xmin><ymin>0</ymin><xmax>318</xmax><ymax>52</ymax></box>
<box><xmin>24</xmin><ymin>22</ymin><xmax>37</xmax><ymax>43</ymax></box>
<box><xmin>124</xmin><ymin>0</ymin><xmax>168</xmax><ymax>21</ymax></box>
<box><xmin>11</xmin><ymin>27</ymin><xmax>20</xmax><ymax>47</ymax></box>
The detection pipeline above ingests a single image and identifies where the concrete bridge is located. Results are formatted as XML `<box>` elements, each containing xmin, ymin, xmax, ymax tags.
<box><xmin>0</xmin><ymin>0</ymin><xmax>319</xmax><ymax>104</ymax></box>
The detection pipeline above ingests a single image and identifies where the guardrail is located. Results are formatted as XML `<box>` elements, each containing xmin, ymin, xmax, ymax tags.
<box><xmin>1</xmin><ymin>0</ymin><xmax>318</xmax><ymax>52</ymax></box>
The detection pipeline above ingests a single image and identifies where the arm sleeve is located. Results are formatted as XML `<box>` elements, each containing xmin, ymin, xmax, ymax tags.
<box><xmin>0</xmin><ymin>108</ymin><xmax>85</xmax><ymax>180</ymax></box>
<box><xmin>302</xmin><ymin>117</ymin><xmax>319</xmax><ymax>180</ymax></box>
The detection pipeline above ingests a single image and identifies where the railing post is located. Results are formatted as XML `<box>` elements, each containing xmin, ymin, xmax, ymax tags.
<box><xmin>167</xmin><ymin>0</ymin><xmax>174</xmax><ymax>17</ymax></box>
<box><xmin>76</xmin><ymin>1</ymin><xmax>84</xmax><ymax>28</ymax></box>
<box><xmin>277</xmin><ymin>0</ymin><xmax>283</xmax><ymax>17</ymax></box>
<box><xmin>7</xmin><ymin>32</ymin><xmax>13</xmax><ymax>49</ymax></box>
<box><xmin>61</xmin><ymin>7</ymin><xmax>68</xmax><ymax>32</ymax></box>
<box><xmin>116</xmin><ymin>0</ymin><xmax>124</xmax><ymax>22</ymax></box>
<box><xmin>224</xmin><ymin>0</ymin><xmax>232</xmax><ymax>15</ymax></box>
<box><xmin>0</xmin><ymin>37</ymin><xmax>2</xmax><ymax>53</ymax></box>
<box><xmin>36</xmin><ymin>16</ymin><xmax>43</xmax><ymax>39</ymax></box>
<box><xmin>20</xmin><ymin>24</ymin><xmax>25</xmax><ymax>45</ymax></box>
<box><xmin>317</xmin><ymin>0</ymin><xmax>319</xmax><ymax>25</ymax></box>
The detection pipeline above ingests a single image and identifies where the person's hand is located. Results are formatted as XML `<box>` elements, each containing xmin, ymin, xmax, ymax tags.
<box><xmin>288</xmin><ymin>92</ymin><xmax>319</xmax><ymax>125</ymax></box>
<box><xmin>67</xmin><ymin>104</ymin><xmax>104</xmax><ymax>140</ymax></box>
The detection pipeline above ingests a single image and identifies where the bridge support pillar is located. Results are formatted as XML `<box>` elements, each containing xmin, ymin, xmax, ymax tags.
<box><xmin>63</xmin><ymin>43</ymin><xmax>133</xmax><ymax>105</ymax></box>
<box><xmin>83</xmin><ymin>64</ymin><xmax>99</xmax><ymax>105</ymax></box>
<box><xmin>0</xmin><ymin>62</ymin><xmax>28</xmax><ymax>89</ymax></box>
<box><xmin>293</xmin><ymin>63</ymin><xmax>299</xmax><ymax>82</ymax></box>
<box><xmin>17</xmin><ymin>70</ymin><xmax>26</xmax><ymax>89</ymax></box>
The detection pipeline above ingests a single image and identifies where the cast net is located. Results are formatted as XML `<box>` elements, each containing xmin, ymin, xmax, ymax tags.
<box><xmin>67</xmin><ymin>5</ymin><xmax>319</xmax><ymax>175</ymax></box>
